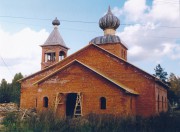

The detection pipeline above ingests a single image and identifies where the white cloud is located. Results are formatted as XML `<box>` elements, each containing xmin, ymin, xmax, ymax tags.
<box><xmin>121</xmin><ymin>0</ymin><xmax>149</xmax><ymax>22</ymax></box>
<box><xmin>111</xmin><ymin>7</ymin><xmax>123</xmax><ymax>17</ymax></box>
<box><xmin>114</xmin><ymin>0</ymin><xmax>180</xmax><ymax>64</ymax></box>
<box><xmin>0</xmin><ymin>27</ymin><xmax>49</xmax><ymax>82</ymax></box>
<box><xmin>149</xmin><ymin>0</ymin><xmax>179</xmax><ymax>22</ymax></box>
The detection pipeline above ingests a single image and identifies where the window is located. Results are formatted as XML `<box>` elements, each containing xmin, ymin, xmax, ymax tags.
<box><xmin>35</xmin><ymin>98</ymin><xmax>37</xmax><ymax>107</ymax></box>
<box><xmin>100</xmin><ymin>97</ymin><xmax>106</xmax><ymax>109</ymax></box>
<box><xmin>59</xmin><ymin>51</ymin><xmax>66</xmax><ymax>61</ymax></box>
<box><xmin>130</xmin><ymin>97</ymin><xmax>132</xmax><ymax>110</ymax></box>
<box><xmin>158</xmin><ymin>95</ymin><xmax>159</xmax><ymax>112</ymax></box>
<box><xmin>165</xmin><ymin>97</ymin><xmax>166</xmax><ymax>109</ymax></box>
<box><xmin>124</xmin><ymin>51</ymin><xmax>126</xmax><ymax>59</ymax></box>
<box><xmin>162</xmin><ymin>96</ymin><xmax>163</xmax><ymax>110</ymax></box>
<box><xmin>121</xmin><ymin>49</ymin><xmax>123</xmax><ymax>58</ymax></box>
<box><xmin>43</xmin><ymin>97</ymin><xmax>48</xmax><ymax>108</ymax></box>
<box><xmin>45</xmin><ymin>52</ymin><xmax>55</xmax><ymax>62</ymax></box>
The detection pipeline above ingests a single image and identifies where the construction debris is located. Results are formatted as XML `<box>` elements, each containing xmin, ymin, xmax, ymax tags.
<box><xmin>0</xmin><ymin>103</ymin><xmax>18</xmax><ymax>112</ymax></box>
<box><xmin>0</xmin><ymin>103</ymin><xmax>37</xmax><ymax>122</ymax></box>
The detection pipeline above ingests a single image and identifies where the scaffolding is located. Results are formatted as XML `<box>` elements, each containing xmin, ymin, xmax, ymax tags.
<box><xmin>54</xmin><ymin>93</ymin><xmax>64</xmax><ymax>113</ymax></box>
<box><xmin>54</xmin><ymin>92</ymin><xmax>83</xmax><ymax>117</ymax></box>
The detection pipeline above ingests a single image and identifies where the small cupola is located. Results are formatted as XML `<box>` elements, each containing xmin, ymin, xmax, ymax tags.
<box><xmin>41</xmin><ymin>17</ymin><xmax>69</xmax><ymax>70</ymax></box>
<box><xmin>52</xmin><ymin>17</ymin><xmax>60</xmax><ymax>26</ymax></box>
<box><xmin>90</xmin><ymin>6</ymin><xmax>128</xmax><ymax>61</ymax></box>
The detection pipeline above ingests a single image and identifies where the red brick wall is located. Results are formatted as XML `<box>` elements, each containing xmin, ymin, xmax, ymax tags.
<box><xmin>73</xmin><ymin>46</ymin><xmax>156</xmax><ymax>117</ymax></box>
<box><xmin>21</xmin><ymin>63</ymin><xmax>136</xmax><ymax>117</ymax></box>
<box><xmin>155</xmin><ymin>83</ymin><xmax>168</xmax><ymax>113</ymax></box>
<box><xmin>20</xmin><ymin>44</ymin><xmax>167</xmax><ymax>117</ymax></box>
<box><xmin>97</xmin><ymin>43</ymin><xmax>127</xmax><ymax>60</ymax></box>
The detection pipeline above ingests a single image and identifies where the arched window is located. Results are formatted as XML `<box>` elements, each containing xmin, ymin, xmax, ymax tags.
<box><xmin>158</xmin><ymin>95</ymin><xmax>159</xmax><ymax>112</ymax></box>
<box><xmin>162</xmin><ymin>96</ymin><xmax>163</xmax><ymax>110</ymax></box>
<box><xmin>43</xmin><ymin>97</ymin><xmax>48</xmax><ymax>108</ymax></box>
<box><xmin>121</xmin><ymin>49</ymin><xmax>123</xmax><ymax>58</ymax></box>
<box><xmin>59</xmin><ymin>51</ymin><xmax>66</xmax><ymax>61</ymax></box>
<box><xmin>35</xmin><ymin>98</ymin><xmax>37</xmax><ymax>107</ymax></box>
<box><xmin>130</xmin><ymin>97</ymin><xmax>132</xmax><ymax>110</ymax></box>
<box><xmin>165</xmin><ymin>97</ymin><xmax>166</xmax><ymax>109</ymax></box>
<box><xmin>100</xmin><ymin>97</ymin><xmax>106</xmax><ymax>109</ymax></box>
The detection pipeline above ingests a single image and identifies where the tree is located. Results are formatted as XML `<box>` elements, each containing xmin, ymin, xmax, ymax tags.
<box><xmin>168</xmin><ymin>73</ymin><xmax>180</xmax><ymax>105</ymax></box>
<box><xmin>12</xmin><ymin>73</ymin><xmax>23</xmax><ymax>84</ymax></box>
<box><xmin>0</xmin><ymin>79</ymin><xmax>12</xmax><ymax>103</ymax></box>
<box><xmin>0</xmin><ymin>73</ymin><xmax>23</xmax><ymax>104</ymax></box>
<box><xmin>153</xmin><ymin>64</ymin><xmax>178</xmax><ymax>105</ymax></box>
<box><xmin>153</xmin><ymin>64</ymin><xmax>168</xmax><ymax>82</ymax></box>
<box><xmin>11</xmin><ymin>73</ymin><xmax>23</xmax><ymax>104</ymax></box>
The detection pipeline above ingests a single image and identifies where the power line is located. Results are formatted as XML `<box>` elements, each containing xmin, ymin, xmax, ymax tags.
<box><xmin>0</xmin><ymin>15</ymin><xmax>97</xmax><ymax>23</ymax></box>
<box><xmin>0</xmin><ymin>54</ymin><xmax>13</xmax><ymax>77</ymax></box>
<box><xmin>0</xmin><ymin>16</ymin><xmax>180</xmax><ymax>29</ymax></box>
<box><xmin>0</xmin><ymin>16</ymin><xmax>180</xmax><ymax>40</ymax></box>
<box><xmin>0</xmin><ymin>16</ymin><xmax>51</xmax><ymax>21</ymax></box>
<box><xmin>1</xmin><ymin>17</ymin><xmax>180</xmax><ymax>30</ymax></box>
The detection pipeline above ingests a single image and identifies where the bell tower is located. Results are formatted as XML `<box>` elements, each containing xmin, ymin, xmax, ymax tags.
<box><xmin>41</xmin><ymin>17</ymin><xmax>69</xmax><ymax>70</ymax></box>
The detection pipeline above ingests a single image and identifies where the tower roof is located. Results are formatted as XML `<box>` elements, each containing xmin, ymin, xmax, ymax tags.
<box><xmin>42</xmin><ymin>17</ymin><xmax>68</xmax><ymax>48</ymax></box>
<box><xmin>90</xmin><ymin>35</ymin><xmax>121</xmax><ymax>45</ymax></box>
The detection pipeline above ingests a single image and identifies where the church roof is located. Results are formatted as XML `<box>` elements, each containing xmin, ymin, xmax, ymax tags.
<box><xmin>90</xmin><ymin>35</ymin><xmax>122</xmax><ymax>46</ymax></box>
<box><xmin>42</xmin><ymin>18</ymin><xmax>68</xmax><ymax>49</ymax></box>
<box><xmin>19</xmin><ymin>43</ymin><xmax>169</xmax><ymax>89</ymax></box>
<box><xmin>33</xmin><ymin>60</ymin><xmax>139</xmax><ymax>95</ymax></box>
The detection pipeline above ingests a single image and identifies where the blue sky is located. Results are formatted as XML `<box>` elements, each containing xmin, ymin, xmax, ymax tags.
<box><xmin>0</xmin><ymin>0</ymin><xmax>180</xmax><ymax>82</ymax></box>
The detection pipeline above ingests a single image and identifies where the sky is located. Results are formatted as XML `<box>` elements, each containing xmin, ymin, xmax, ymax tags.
<box><xmin>0</xmin><ymin>0</ymin><xmax>180</xmax><ymax>82</ymax></box>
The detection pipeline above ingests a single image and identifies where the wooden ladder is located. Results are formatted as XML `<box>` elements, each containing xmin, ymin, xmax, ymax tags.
<box><xmin>54</xmin><ymin>93</ymin><xmax>64</xmax><ymax>113</ymax></box>
<box><xmin>73</xmin><ymin>93</ymin><xmax>82</xmax><ymax>117</ymax></box>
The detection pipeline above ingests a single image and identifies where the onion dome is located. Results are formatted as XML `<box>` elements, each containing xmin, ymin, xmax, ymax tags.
<box><xmin>99</xmin><ymin>6</ymin><xmax>120</xmax><ymax>30</ymax></box>
<box><xmin>52</xmin><ymin>17</ymin><xmax>60</xmax><ymax>26</ymax></box>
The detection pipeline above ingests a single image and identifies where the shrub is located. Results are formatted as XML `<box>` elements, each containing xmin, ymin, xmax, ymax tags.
<box><xmin>2</xmin><ymin>111</ymin><xmax>180</xmax><ymax>132</ymax></box>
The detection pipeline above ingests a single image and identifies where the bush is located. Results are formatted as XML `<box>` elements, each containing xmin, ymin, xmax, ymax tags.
<box><xmin>2</xmin><ymin>111</ymin><xmax>180</xmax><ymax>132</ymax></box>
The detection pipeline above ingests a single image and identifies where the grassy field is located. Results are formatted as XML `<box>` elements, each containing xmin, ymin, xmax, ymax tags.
<box><xmin>2</xmin><ymin>110</ymin><xmax>180</xmax><ymax>132</ymax></box>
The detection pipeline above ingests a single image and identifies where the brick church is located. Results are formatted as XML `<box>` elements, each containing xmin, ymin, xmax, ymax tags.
<box><xmin>20</xmin><ymin>7</ymin><xmax>168</xmax><ymax>117</ymax></box>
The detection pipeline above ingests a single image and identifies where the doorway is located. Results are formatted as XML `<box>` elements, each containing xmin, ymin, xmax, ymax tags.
<box><xmin>66</xmin><ymin>93</ymin><xmax>77</xmax><ymax>117</ymax></box>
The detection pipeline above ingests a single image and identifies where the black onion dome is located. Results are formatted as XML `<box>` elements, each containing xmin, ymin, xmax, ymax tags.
<box><xmin>99</xmin><ymin>6</ymin><xmax>120</xmax><ymax>30</ymax></box>
<box><xmin>52</xmin><ymin>17</ymin><xmax>60</xmax><ymax>26</ymax></box>
<box><xmin>90</xmin><ymin>35</ymin><xmax>121</xmax><ymax>44</ymax></box>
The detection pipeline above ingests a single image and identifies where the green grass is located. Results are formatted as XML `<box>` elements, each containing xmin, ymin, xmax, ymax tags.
<box><xmin>2</xmin><ymin>111</ymin><xmax>180</xmax><ymax>132</ymax></box>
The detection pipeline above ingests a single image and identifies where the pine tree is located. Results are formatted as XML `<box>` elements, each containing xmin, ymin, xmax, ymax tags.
<box><xmin>0</xmin><ymin>79</ymin><xmax>11</xmax><ymax>103</ymax></box>
<box><xmin>153</xmin><ymin>64</ymin><xmax>168</xmax><ymax>82</ymax></box>
<box><xmin>11</xmin><ymin>73</ymin><xmax>23</xmax><ymax>104</ymax></box>
<box><xmin>0</xmin><ymin>73</ymin><xmax>23</xmax><ymax>104</ymax></box>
